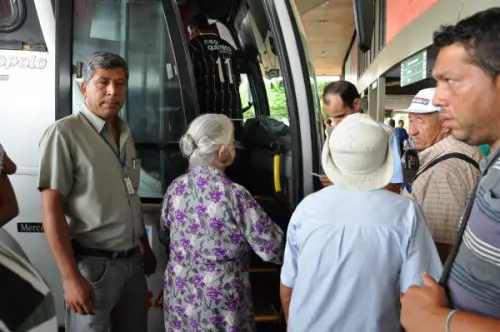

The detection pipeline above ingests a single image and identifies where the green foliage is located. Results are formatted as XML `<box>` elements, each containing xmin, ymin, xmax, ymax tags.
<box><xmin>240</xmin><ymin>77</ymin><xmax>335</xmax><ymax>121</ymax></box>
<box><xmin>266</xmin><ymin>80</ymin><xmax>288</xmax><ymax>120</ymax></box>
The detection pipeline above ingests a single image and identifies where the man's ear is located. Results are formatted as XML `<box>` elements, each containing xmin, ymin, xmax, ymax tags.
<box><xmin>439</xmin><ymin>117</ymin><xmax>451</xmax><ymax>136</ymax></box>
<box><xmin>353</xmin><ymin>98</ymin><xmax>362</xmax><ymax>112</ymax></box>
<box><xmin>81</xmin><ymin>81</ymin><xmax>87</xmax><ymax>99</ymax></box>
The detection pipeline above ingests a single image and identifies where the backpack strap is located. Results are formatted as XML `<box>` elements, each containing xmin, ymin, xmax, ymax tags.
<box><xmin>412</xmin><ymin>153</ymin><xmax>479</xmax><ymax>184</ymax></box>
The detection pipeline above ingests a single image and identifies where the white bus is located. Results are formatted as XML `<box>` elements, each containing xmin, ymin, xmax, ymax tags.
<box><xmin>0</xmin><ymin>0</ymin><xmax>324</xmax><ymax>330</ymax></box>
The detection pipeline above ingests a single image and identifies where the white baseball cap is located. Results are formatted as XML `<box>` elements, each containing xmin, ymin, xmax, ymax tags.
<box><xmin>403</xmin><ymin>88</ymin><xmax>441</xmax><ymax>113</ymax></box>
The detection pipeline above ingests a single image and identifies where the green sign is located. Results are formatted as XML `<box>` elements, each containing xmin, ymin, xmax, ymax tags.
<box><xmin>401</xmin><ymin>50</ymin><xmax>427</xmax><ymax>87</ymax></box>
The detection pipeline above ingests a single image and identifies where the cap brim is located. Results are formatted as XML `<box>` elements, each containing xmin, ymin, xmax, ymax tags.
<box><xmin>397</xmin><ymin>107</ymin><xmax>440</xmax><ymax>114</ymax></box>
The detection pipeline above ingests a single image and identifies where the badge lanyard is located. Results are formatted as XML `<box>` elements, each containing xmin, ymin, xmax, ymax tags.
<box><xmin>80</xmin><ymin>112</ymin><xmax>136</xmax><ymax>196</ymax></box>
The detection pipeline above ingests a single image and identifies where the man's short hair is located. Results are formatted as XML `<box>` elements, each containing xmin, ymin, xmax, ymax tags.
<box><xmin>190</xmin><ymin>15</ymin><xmax>211</xmax><ymax>32</ymax></box>
<box><xmin>433</xmin><ymin>7</ymin><xmax>500</xmax><ymax>78</ymax></box>
<box><xmin>322</xmin><ymin>80</ymin><xmax>360</xmax><ymax>109</ymax></box>
<box><xmin>83</xmin><ymin>52</ymin><xmax>128</xmax><ymax>84</ymax></box>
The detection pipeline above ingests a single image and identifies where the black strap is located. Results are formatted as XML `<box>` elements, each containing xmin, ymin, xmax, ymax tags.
<box><xmin>413</xmin><ymin>153</ymin><xmax>480</xmax><ymax>184</ymax></box>
<box><xmin>439</xmin><ymin>180</ymin><xmax>478</xmax><ymax>286</ymax></box>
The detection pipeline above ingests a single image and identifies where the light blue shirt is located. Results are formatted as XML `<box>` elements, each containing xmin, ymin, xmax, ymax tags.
<box><xmin>281</xmin><ymin>186</ymin><xmax>442</xmax><ymax>332</ymax></box>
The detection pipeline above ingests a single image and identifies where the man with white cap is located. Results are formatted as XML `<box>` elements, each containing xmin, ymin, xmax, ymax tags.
<box><xmin>279</xmin><ymin>113</ymin><xmax>442</xmax><ymax>332</ymax></box>
<box><xmin>401</xmin><ymin>87</ymin><xmax>482</xmax><ymax>261</ymax></box>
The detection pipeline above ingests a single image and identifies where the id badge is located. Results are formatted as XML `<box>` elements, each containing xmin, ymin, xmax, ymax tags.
<box><xmin>124</xmin><ymin>176</ymin><xmax>135</xmax><ymax>195</ymax></box>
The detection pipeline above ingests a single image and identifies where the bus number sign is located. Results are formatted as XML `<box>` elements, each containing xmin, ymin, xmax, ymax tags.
<box><xmin>146</xmin><ymin>289</ymin><xmax>163</xmax><ymax>311</ymax></box>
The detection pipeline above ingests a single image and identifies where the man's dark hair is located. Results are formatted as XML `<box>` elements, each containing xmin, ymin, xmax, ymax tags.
<box><xmin>433</xmin><ymin>7</ymin><xmax>500</xmax><ymax>78</ymax></box>
<box><xmin>83</xmin><ymin>52</ymin><xmax>129</xmax><ymax>84</ymax></box>
<box><xmin>388</xmin><ymin>119</ymin><xmax>396</xmax><ymax>128</ymax></box>
<box><xmin>190</xmin><ymin>15</ymin><xmax>212</xmax><ymax>32</ymax></box>
<box><xmin>322</xmin><ymin>80</ymin><xmax>360</xmax><ymax>109</ymax></box>
<box><xmin>398</xmin><ymin>119</ymin><xmax>404</xmax><ymax>125</ymax></box>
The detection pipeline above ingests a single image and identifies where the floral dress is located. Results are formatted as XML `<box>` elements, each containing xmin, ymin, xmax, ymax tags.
<box><xmin>159</xmin><ymin>165</ymin><xmax>284</xmax><ymax>332</ymax></box>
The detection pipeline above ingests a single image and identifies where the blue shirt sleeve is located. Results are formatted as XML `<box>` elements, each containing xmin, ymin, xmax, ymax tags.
<box><xmin>390</xmin><ymin>132</ymin><xmax>403</xmax><ymax>184</ymax></box>
<box><xmin>400</xmin><ymin>204</ymin><xmax>443</xmax><ymax>292</ymax></box>
<box><xmin>280</xmin><ymin>212</ymin><xmax>300</xmax><ymax>288</ymax></box>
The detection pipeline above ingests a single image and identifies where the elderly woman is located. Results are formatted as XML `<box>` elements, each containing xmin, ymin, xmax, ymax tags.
<box><xmin>159</xmin><ymin>114</ymin><xmax>284</xmax><ymax>331</ymax></box>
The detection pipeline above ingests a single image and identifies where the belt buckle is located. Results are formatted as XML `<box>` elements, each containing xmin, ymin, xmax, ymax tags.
<box><xmin>112</xmin><ymin>248</ymin><xmax>133</xmax><ymax>259</ymax></box>
<box><xmin>112</xmin><ymin>251</ymin><xmax>125</xmax><ymax>259</ymax></box>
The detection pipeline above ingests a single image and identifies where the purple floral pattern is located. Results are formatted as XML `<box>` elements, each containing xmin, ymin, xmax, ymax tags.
<box><xmin>159</xmin><ymin>165</ymin><xmax>284</xmax><ymax>331</ymax></box>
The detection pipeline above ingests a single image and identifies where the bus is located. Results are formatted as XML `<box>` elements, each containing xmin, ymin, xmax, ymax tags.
<box><xmin>0</xmin><ymin>0</ymin><xmax>324</xmax><ymax>330</ymax></box>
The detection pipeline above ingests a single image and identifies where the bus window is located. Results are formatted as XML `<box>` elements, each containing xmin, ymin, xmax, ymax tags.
<box><xmin>227</xmin><ymin>7</ymin><xmax>295</xmax><ymax>208</ymax></box>
<box><xmin>72</xmin><ymin>0</ymin><xmax>191</xmax><ymax>199</ymax></box>
<box><xmin>0</xmin><ymin>0</ymin><xmax>45</xmax><ymax>50</ymax></box>
<box><xmin>236</xmin><ymin>12</ymin><xmax>289</xmax><ymax>124</ymax></box>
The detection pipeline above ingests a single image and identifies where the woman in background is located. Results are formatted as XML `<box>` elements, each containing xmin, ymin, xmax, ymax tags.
<box><xmin>159</xmin><ymin>114</ymin><xmax>284</xmax><ymax>332</ymax></box>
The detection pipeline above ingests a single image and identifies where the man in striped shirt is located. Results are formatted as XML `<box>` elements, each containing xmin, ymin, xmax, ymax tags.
<box><xmin>188</xmin><ymin>15</ymin><xmax>242</xmax><ymax>120</ymax></box>
<box><xmin>401</xmin><ymin>7</ymin><xmax>500</xmax><ymax>331</ymax></box>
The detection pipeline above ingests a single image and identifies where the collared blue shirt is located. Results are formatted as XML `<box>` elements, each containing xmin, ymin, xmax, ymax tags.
<box><xmin>281</xmin><ymin>186</ymin><xmax>442</xmax><ymax>332</ymax></box>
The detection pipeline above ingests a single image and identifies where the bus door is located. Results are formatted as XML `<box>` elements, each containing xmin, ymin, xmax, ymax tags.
<box><xmin>218</xmin><ymin>0</ymin><xmax>323</xmax><ymax>207</ymax></box>
<box><xmin>181</xmin><ymin>0</ymin><xmax>324</xmax><ymax>327</ymax></box>
<box><xmin>55</xmin><ymin>0</ymin><xmax>197</xmax><ymax>329</ymax></box>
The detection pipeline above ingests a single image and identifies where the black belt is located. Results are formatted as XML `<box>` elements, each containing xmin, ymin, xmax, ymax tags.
<box><xmin>72</xmin><ymin>240</ymin><xmax>138</xmax><ymax>260</ymax></box>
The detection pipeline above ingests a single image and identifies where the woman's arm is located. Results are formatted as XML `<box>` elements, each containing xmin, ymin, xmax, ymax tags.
<box><xmin>236</xmin><ymin>188</ymin><xmax>285</xmax><ymax>264</ymax></box>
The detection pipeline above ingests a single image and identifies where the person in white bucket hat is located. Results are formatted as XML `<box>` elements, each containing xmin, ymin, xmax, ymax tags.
<box><xmin>400</xmin><ymin>87</ymin><xmax>482</xmax><ymax>262</ymax></box>
<box><xmin>322</xmin><ymin>113</ymin><xmax>394</xmax><ymax>191</ymax></box>
<box><xmin>280</xmin><ymin>113</ymin><xmax>442</xmax><ymax>332</ymax></box>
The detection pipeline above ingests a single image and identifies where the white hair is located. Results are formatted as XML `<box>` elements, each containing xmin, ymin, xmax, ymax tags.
<box><xmin>180</xmin><ymin>114</ymin><xmax>234</xmax><ymax>164</ymax></box>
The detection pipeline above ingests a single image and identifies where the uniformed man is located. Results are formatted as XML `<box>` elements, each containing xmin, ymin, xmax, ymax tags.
<box><xmin>38</xmin><ymin>52</ymin><xmax>156</xmax><ymax>332</ymax></box>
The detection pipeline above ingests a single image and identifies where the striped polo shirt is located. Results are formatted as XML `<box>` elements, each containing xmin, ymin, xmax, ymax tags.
<box><xmin>447</xmin><ymin>150</ymin><xmax>500</xmax><ymax>318</ymax></box>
